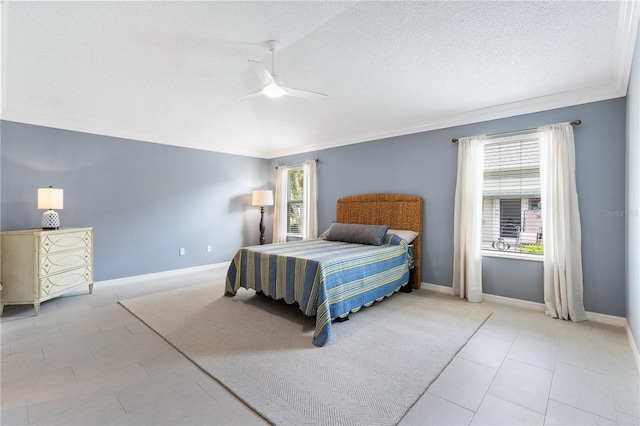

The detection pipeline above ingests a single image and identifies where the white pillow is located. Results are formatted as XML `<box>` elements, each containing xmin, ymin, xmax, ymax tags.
<box><xmin>387</xmin><ymin>229</ymin><xmax>419</xmax><ymax>243</ymax></box>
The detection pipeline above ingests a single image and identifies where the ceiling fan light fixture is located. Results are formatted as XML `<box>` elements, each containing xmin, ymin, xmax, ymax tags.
<box><xmin>263</xmin><ymin>83</ymin><xmax>284</xmax><ymax>98</ymax></box>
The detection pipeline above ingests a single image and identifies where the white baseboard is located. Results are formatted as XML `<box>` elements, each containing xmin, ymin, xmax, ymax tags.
<box><xmin>584</xmin><ymin>311</ymin><xmax>628</xmax><ymax>327</ymax></box>
<box><xmin>482</xmin><ymin>292</ymin><xmax>547</xmax><ymax>314</ymax></box>
<box><xmin>626</xmin><ymin>322</ymin><xmax>640</xmax><ymax>372</ymax></box>
<box><xmin>95</xmin><ymin>262</ymin><xmax>231</xmax><ymax>288</ymax></box>
<box><xmin>421</xmin><ymin>282</ymin><xmax>453</xmax><ymax>294</ymax></box>
<box><xmin>420</xmin><ymin>282</ymin><xmax>627</xmax><ymax>327</ymax></box>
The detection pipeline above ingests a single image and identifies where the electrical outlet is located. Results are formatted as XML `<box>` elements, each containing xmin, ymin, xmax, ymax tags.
<box><xmin>206</xmin><ymin>245</ymin><xmax>212</xmax><ymax>253</ymax></box>
<box><xmin>179</xmin><ymin>248</ymin><xmax>185</xmax><ymax>256</ymax></box>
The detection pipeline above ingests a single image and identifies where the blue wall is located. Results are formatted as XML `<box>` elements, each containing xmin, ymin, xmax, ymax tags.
<box><xmin>0</xmin><ymin>121</ymin><xmax>269</xmax><ymax>281</ymax></box>
<box><xmin>272</xmin><ymin>98</ymin><xmax>628</xmax><ymax>317</ymax></box>
<box><xmin>1</xmin><ymin>97</ymin><xmax>628</xmax><ymax>318</ymax></box>
<box><xmin>626</xmin><ymin>22</ymin><xmax>640</xmax><ymax>353</ymax></box>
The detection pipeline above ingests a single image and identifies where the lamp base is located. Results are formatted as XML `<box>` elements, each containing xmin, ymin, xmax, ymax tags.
<box><xmin>259</xmin><ymin>206</ymin><xmax>266</xmax><ymax>245</ymax></box>
<box><xmin>42</xmin><ymin>210</ymin><xmax>60</xmax><ymax>230</ymax></box>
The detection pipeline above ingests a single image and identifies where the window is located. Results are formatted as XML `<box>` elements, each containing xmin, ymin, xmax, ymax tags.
<box><xmin>482</xmin><ymin>132</ymin><xmax>543</xmax><ymax>256</ymax></box>
<box><xmin>286</xmin><ymin>167</ymin><xmax>304</xmax><ymax>238</ymax></box>
<box><xmin>274</xmin><ymin>160</ymin><xmax>317</xmax><ymax>243</ymax></box>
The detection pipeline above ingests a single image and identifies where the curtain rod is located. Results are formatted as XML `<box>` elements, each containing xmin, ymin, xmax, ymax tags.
<box><xmin>275</xmin><ymin>159</ymin><xmax>318</xmax><ymax>169</ymax></box>
<box><xmin>450</xmin><ymin>120</ymin><xmax>582</xmax><ymax>143</ymax></box>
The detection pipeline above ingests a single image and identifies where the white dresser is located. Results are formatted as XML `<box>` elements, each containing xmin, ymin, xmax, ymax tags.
<box><xmin>0</xmin><ymin>227</ymin><xmax>93</xmax><ymax>315</ymax></box>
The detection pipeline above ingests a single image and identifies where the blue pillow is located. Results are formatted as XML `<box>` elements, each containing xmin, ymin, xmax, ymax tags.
<box><xmin>325</xmin><ymin>223</ymin><xmax>390</xmax><ymax>246</ymax></box>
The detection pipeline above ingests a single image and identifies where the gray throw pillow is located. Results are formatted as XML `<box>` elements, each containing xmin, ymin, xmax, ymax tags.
<box><xmin>325</xmin><ymin>223</ymin><xmax>390</xmax><ymax>246</ymax></box>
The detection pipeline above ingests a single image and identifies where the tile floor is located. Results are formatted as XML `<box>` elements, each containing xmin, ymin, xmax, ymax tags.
<box><xmin>1</xmin><ymin>266</ymin><xmax>638</xmax><ymax>425</ymax></box>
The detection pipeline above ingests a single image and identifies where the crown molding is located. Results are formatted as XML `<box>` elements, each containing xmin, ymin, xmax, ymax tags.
<box><xmin>263</xmin><ymin>83</ymin><xmax>625</xmax><ymax>159</ymax></box>
<box><xmin>1</xmin><ymin>81</ymin><xmax>626</xmax><ymax>161</ymax></box>
<box><xmin>0</xmin><ymin>108</ymin><xmax>269</xmax><ymax>159</ymax></box>
<box><xmin>612</xmin><ymin>0</ymin><xmax>640</xmax><ymax>94</ymax></box>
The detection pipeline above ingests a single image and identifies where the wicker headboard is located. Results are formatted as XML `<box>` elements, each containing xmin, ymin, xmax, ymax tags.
<box><xmin>336</xmin><ymin>193</ymin><xmax>423</xmax><ymax>289</ymax></box>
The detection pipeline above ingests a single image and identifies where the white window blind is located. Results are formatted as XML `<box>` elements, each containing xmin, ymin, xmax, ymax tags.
<box><xmin>484</xmin><ymin>137</ymin><xmax>540</xmax><ymax>198</ymax></box>
<box><xmin>482</xmin><ymin>133</ymin><xmax>543</xmax><ymax>255</ymax></box>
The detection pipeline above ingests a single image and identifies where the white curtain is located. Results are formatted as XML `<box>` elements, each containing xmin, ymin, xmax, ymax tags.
<box><xmin>452</xmin><ymin>135</ymin><xmax>485</xmax><ymax>303</ymax></box>
<box><xmin>302</xmin><ymin>160</ymin><xmax>318</xmax><ymax>240</ymax></box>
<box><xmin>539</xmin><ymin>123</ymin><xmax>587</xmax><ymax>321</ymax></box>
<box><xmin>272</xmin><ymin>165</ymin><xmax>289</xmax><ymax>243</ymax></box>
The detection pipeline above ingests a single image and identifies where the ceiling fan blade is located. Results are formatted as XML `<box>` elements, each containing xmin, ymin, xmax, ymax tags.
<box><xmin>236</xmin><ymin>88</ymin><xmax>266</xmax><ymax>102</ymax></box>
<box><xmin>280</xmin><ymin>86</ymin><xmax>328</xmax><ymax>99</ymax></box>
<box><xmin>248</xmin><ymin>60</ymin><xmax>274</xmax><ymax>86</ymax></box>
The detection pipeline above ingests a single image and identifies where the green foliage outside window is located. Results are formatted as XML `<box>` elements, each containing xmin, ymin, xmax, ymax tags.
<box><xmin>289</xmin><ymin>169</ymin><xmax>304</xmax><ymax>200</ymax></box>
<box><xmin>520</xmin><ymin>241</ymin><xmax>543</xmax><ymax>255</ymax></box>
<box><xmin>287</xmin><ymin>169</ymin><xmax>304</xmax><ymax>234</ymax></box>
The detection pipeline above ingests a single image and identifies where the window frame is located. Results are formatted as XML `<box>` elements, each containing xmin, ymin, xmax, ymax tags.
<box><xmin>481</xmin><ymin>132</ymin><xmax>544</xmax><ymax>261</ymax></box>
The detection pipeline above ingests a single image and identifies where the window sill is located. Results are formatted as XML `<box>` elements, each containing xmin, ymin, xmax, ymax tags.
<box><xmin>482</xmin><ymin>250</ymin><xmax>543</xmax><ymax>262</ymax></box>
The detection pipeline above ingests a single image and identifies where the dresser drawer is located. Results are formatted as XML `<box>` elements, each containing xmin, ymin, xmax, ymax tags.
<box><xmin>40</xmin><ymin>230</ymin><xmax>92</xmax><ymax>255</ymax></box>
<box><xmin>40</xmin><ymin>266</ymin><xmax>93</xmax><ymax>297</ymax></box>
<box><xmin>40</xmin><ymin>248</ymin><xmax>92</xmax><ymax>277</ymax></box>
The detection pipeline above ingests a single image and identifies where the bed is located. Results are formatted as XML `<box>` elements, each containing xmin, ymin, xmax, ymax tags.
<box><xmin>225</xmin><ymin>193</ymin><xmax>423</xmax><ymax>346</ymax></box>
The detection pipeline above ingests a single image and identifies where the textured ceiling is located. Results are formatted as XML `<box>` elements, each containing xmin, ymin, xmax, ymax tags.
<box><xmin>1</xmin><ymin>1</ymin><xmax>638</xmax><ymax>158</ymax></box>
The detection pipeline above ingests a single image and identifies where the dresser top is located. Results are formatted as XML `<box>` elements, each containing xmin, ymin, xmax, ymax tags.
<box><xmin>0</xmin><ymin>227</ymin><xmax>93</xmax><ymax>236</ymax></box>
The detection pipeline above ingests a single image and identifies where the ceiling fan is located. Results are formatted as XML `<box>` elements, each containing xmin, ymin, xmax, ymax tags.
<box><xmin>237</xmin><ymin>40</ymin><xmax>327</xmax><ymax>101</ymax></box>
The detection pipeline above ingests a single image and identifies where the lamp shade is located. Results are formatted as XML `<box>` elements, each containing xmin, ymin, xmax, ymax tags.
<box><xmin>252</xmin><ymin>190</ymin><xmax>274</xmax><ymax>207</ymax></box>
<box><xmin>38</xmin><ymin>187</ymin><xmax>64</xmax><ymax>210</ymax></box>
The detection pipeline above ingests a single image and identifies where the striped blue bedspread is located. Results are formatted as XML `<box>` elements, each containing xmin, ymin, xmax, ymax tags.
<box><xmin>225</xmin><ymin>234</ymin><xmax>410</xmax><ymax>347</ymax></box>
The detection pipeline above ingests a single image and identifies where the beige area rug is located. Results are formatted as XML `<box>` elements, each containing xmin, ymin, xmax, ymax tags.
<box><xmin>120</xmin><ymin>282</ymin><xmax>491</xmax><ymax>426</ymax></box>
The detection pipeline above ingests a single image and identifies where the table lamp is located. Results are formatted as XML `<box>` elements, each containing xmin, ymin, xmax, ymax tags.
<box><xmin>38</xmin><ymin>186</ymin><xmax>64</xmax><ymax>229</ymax></box>
<box><xmin>252</xmin><ymin>190</ymin><xmax>273</xmax><ymax>245</ymax></box>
